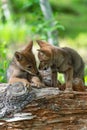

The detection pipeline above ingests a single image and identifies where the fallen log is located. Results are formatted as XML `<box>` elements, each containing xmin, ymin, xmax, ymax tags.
<box><xmin>0</xmin><ymin>82</ymin><xmax>87</xmax><ymax>130</ymax></box>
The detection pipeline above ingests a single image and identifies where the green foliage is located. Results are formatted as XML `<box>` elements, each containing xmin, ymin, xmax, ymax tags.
<box><xmin>62</xmin><ymin>33</ymin><xmax>87</xmax><ymax>49</ymax></box>
<box><xmin>50</xmin><ymin>0</ymin><xmax>87</xmax><ymax>38</ymax></box>
<box><xmin>0</xmin><ymin>43</ymin><xmax>9</xmax><ymax>83</ymax></box>
<box><xmin>58</xmin><ymin>73</ymin><xmax>64</xmax><ymax>83</ymax></box>
<box><xmin>0</xmin><ymin>23</ymin><xmax>28</xmax><ymax>43</ymax></box>
<box><xmin>84</xmin><ymin>66</ymin><xmax>87</xmax><ymax>85</ymax></box>
<box><xmin>34</xmin><ymin>20</ymin><xmax>65</xmax><ymax>40</ymax></box>
<box><xmin>0</xmin><ymin>20</ymin><xmax>64</xmax><ymax>44</ymax></box>
<box><xmin>9</xmin><ymin>0</ymin><xmax>40</xmax><ymax>17</ymax></box>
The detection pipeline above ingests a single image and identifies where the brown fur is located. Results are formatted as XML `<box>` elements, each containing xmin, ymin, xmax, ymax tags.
<box><xmin>59</xmin><ymin>78</ymin><xmax>85</xmax><ymax>92</ymax></box>
<box><xmin>7</xmin><ymin>41</ymin><xmax>44</xmax><ymax>88</ymax></box>
<box><xmin>37</xmin><ymin>40</ymin><xmax>85</xmax><ymax>91</ymax></box>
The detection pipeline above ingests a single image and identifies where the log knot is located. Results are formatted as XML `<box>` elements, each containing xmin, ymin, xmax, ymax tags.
<box><xmin>0</xmin><ymin>82</ymin><xmax>36</xmax><ymax>118</ymax></box>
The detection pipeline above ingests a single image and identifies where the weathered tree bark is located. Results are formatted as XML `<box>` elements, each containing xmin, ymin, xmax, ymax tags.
<box><xmin>39</xmin><ymin>0</ymin><xmax>58</xmax><ymax>46</ymax></box>
<box><xmin>0</xmin><ymin>83</ymin><xmax>87</xmax><ymax>130</ymax></box>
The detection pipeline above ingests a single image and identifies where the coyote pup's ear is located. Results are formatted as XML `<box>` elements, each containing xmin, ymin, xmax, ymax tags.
<box><xmin>28</xmin><ymin>40</ymin><xmax>33</xmax><ymax>50</ymax></box>
<box><xmin>24</xmin><ymin>40</ymin><xmax>33</xmax><ymax>52</ymax></box>
<box><xmin>37</xmin><ymin>49</ymin><xmax>50</xmax><ymax>60</ymax></box>
<box><xmin>14</xmin><ymin>51</ymin><xmax>23</xmax><ymax>61</ymax></box>
<box><xmin>37</xmin><ymin>49</ymin><xmax>51</xmax><ymax>57</ymax></box>
<box><xmin>36</xmin><ymin>40</ymin><xmax>47</xmax><ymax>48</ymax></box>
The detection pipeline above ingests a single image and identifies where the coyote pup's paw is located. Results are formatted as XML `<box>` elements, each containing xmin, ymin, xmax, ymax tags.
<box><xmin>64</xmin><ymin>87</ymin><xmax>73</xmax><ymax>92</ymax></box>
<box><xmin>31</xmin><ymin>76</ymin><xmax>45</xmax><ymax>88</ymax></box>
<box><xmin>22</xmin><ymin>80</ymin><xmax>31</xmax><ymax>89</ymax></box>
<box><xmin>65</xmin><ymin>81</ymin><xmax>73</xmax><ymax>92</ymax></box>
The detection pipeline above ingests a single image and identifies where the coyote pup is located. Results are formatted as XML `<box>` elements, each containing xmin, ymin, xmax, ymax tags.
<box><xmin>37</xmin><ymin>40</ymin><xmax>84</xmax><ymax>91</ymax></box>
<box><xmin>7</xmin><ymin>41</ymin><xmax>43</xmax><ymax>88</ymax></box>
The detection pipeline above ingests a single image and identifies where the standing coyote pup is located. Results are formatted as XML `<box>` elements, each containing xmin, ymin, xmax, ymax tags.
<box><xmin>37</xmin><ymin>40</ymin><xmax>85</xmax><ymax>91</ymax></box>
<box><xmin>7</xmin><ymin>41</ymin><xmax>43</xmax><ymax>88</ymax></box>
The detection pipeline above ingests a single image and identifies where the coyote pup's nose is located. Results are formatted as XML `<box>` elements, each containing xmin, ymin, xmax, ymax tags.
<box><xmin>36</xmin><ymin>71</ymin><xmax>40</xmax><ymax>75</ymax></box>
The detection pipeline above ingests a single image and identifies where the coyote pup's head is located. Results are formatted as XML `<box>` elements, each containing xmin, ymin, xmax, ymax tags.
<box><xmin>36</xmin><ymin>40</ymin><xmax>53</xmax><ymax>70</ymax></box>
<box><xmin>14</xmin><ymin>41</ymin><xmax>38</xmax><ymax>75</ymax></box>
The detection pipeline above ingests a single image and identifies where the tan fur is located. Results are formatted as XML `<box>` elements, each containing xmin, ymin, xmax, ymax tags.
<box><xmin>37</xmin><ymin>40</ymin><xmax>85</xmax><ymax>91</ymax></box>
<box><xmin>7</xmin><ymin>41</ymin><xmax>44</xmax><ymax>88</ymax></box>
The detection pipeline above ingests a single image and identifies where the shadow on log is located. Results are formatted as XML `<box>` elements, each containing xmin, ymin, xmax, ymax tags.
<box><xmin>0</xmin><ymin>82</ymin><xmax>87</xmax><ymax>130</ymax></box>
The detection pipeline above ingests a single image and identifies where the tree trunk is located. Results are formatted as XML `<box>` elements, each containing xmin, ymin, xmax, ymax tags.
<box><xmin>0</xmin><ymin>83</ymin><xmax>87</xmax><ymax>130</ymax></box>
<box><xmin>39</xmin><ymin>0</ymin><xmax>58</xmax><ymax>46</ymax></box>
<box><xmin>1</xmin><ymin>0</ymin><xmax>11</xmax><ymax>22</ymax></box>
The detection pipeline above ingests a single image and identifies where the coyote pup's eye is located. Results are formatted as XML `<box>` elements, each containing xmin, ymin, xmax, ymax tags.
<box><xmin>27</xmin><ymin>65</ymin><xmax>32</xmax><ymax>69</ymax></box>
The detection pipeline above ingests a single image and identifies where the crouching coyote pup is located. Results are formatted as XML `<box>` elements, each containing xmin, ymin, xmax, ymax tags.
<box><xmin>37</xmin><ymin>40</ymin><xmax>85</xmax><ymax>91</ymax></box>
<box><xmin>7</xmin><ymin>41</ymin><xmax>44</xmax><ymax>88</ymax></box>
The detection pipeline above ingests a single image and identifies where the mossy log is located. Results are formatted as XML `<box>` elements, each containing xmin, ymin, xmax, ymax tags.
<box><xmin>0</xmin><ymin>83</ymin><xmax>87</xmax><ymax>130</ymax></box>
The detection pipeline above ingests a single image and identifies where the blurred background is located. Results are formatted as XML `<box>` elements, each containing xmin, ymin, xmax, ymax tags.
<box><xmin>0</xmin><ymin>0</ymin><xmax>87</xmax><ymax>84</ymax></box>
